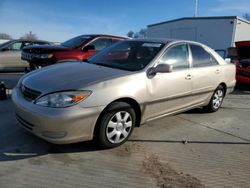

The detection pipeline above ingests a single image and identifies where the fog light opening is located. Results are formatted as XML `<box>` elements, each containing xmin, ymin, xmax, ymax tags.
<box><xmin>42</xmin><ymin>131</ymin><xmax>67</xmax><ymax>139</ymax></box>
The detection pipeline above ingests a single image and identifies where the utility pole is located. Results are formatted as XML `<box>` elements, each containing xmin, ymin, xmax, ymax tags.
<box><xmin>194</xmin><ymin>0</ymin><xmax>198</xmax><ymax>17</ymax></box>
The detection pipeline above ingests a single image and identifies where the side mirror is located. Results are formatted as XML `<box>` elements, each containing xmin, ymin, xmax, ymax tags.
<box><xmin>224</xmin><ymin>58</ymin><xmax>232</xmax><ymax>64</ymax></box>
<box><xmin>148</xmin><ymin>64</ymin><xmax>173</xmax><ymax>77</ymax></box>
<box><xmin>82</xmin><ymin>45</ymin><xmax>95</xmax><ymax>52</ymax></box>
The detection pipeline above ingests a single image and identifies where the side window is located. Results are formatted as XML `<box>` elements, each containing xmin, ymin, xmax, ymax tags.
<box><xmin>111</xmin><ymin>38</ymin><xmax>122</xmax><ymax>44</ymax></box>
<box><xmin>22</xmin><ymin>42</ymin><xmax>33</xmax><ymax>49</ymax></box>
<box><xmin>9</xmin><ymin>42</ymin><xmax>22</xmax><ymax>51</ymax></box>
<box><xmin>159</xmin><ymin>43</ymin><xmax>189</xmax><ymax>70</ymax></box>
<box><xmin>190</xmin><ymin>44</ymin><xmax>218</xmax><ymax>67</ymax></box>
<box><xmin>88</xmin><ymin>38</ymin><xmax>113</xmax><ymax>51</ymax></box>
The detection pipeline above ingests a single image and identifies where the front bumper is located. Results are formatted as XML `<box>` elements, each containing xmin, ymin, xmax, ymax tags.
<box><xmin>12</xmin><ymin>88</ymin><xmax>104</xmax><ymax>144</ymax></box>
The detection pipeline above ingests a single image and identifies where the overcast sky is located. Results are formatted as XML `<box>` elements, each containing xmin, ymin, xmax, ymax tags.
<box><xmin>0</xmin><ymin>0</ymin><xmax>249</xmax><ymax>42</ymax></box>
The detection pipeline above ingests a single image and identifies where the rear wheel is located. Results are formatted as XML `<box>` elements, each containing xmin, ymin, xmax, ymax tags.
<box><xmin>96</xmin><ymin>102</ymin><xmax>136</xmax><ymax>148</ymax></box>
<box><xmin>204</xmin><ymin>85</ymin><xmax>225</xmax><ymax>112</ymax></box>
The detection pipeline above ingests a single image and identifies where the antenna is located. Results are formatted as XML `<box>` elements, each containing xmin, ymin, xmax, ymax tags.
<box><xmin>194</xmin><ymin>0</ymin><xmax>198</xmax><ymax>17</ymax></box>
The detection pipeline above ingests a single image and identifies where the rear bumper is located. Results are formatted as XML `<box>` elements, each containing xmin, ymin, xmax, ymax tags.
<box><xmin>12</xmin><ymin>87</ymin><xmax>104</xmax><ymax>144</ymax></box>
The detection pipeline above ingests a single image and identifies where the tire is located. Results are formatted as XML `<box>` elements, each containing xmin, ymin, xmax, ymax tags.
<box><xmin>29</xmin><ymin>63</ymin><xmax>40</xmax><ymax>71</ymax></box>
<box><xmin>29</xmin><ymin>62</ymin><xmax>36</xmax><ymax>71</ymax></box>
<box><xmin>204</xmin><ymin>85</ymin><xmax>225</xmax><ymax>113</ymax></box>
<box><xmin>96</xmin><ymin>102</ymin><xmax>136</xmax><ymax>148</ymax></box>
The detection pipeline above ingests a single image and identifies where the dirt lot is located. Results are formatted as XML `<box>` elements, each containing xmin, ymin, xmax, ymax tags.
<box><xmin>0</xmin><ymin>73</ymin><xmax>250</xmax><ymax>188</ymax></box>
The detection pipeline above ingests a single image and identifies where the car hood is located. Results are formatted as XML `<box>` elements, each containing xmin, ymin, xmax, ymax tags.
<box><xmin>22</xmin><ymin>44</ymin><xmax>70</xmax><ymax>53</ymax></box>
<box><xmin>22</xmin><ymin>62</ymin><xmax>130</xmax><ymax>94</ymax></box>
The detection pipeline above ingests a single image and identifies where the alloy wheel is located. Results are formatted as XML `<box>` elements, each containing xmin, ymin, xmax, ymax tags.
<box><xmin>106</xmin><ymin>111</ymin><xmax>132</xmax><ymax>144</ymax></box>
<box><xmin>212</xmin><ymin>89</ymin><xmax>223</xmax><ymax>109</ymax></box>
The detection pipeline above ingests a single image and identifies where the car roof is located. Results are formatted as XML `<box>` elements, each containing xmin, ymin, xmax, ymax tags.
<box><xmin>128</xmin><ymin>38</ymin><xmax>209</xmax><ymax>46</ymax></box>
<box><xmin>78</xmin><ymin>34</ymin><xmax>128</xmax><ymax>39</ymax></box>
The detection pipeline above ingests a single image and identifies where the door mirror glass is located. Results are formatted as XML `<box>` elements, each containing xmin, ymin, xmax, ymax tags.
<box><xmin>155</xmin><ymin>63</ymin><xmax>173</xmax><ymax>73</ymax></box>
<box><xmin>148</xmin><ymin>64</ymin><xmax>173</xmax><ymax>76</ymax></box>
<box><xmin>82</xmin><ymin>45</ymin><xmax>95</xmax><ymax>52</ymax></box>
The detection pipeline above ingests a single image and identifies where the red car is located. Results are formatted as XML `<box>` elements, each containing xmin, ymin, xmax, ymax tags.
<box><xmin>21</xmin><ymin>34</ymin><xmax>127</xmax><ymax>70</ymax></box>
<box><xmin>234</xmin><ymin>41</ymin><xmax>250</xmax><ymax>85</ymax></box>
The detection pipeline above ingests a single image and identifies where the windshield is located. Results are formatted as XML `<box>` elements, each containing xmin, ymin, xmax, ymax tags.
<box><xmin>61</xmin><ymin>35</ymin><xmax>91</xmax><ymax>49</ymax></box>
<box><xmin>88</xmin><ymin>41</ymin><xmax>164</xmax><ymax>71</ymax></box>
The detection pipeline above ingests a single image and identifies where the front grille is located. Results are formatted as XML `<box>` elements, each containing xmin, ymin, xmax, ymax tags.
<box><xmin>21</xmin><ymin>85</ymin><xmax>41</xmax><ymax>101</ymax></box>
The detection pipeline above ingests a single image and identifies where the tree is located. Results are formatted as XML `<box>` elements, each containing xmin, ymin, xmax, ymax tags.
<box><xmin>20</xmin><ymin>31</ymin><xmax>38</xmax><ymax>40</ymax></box>
<box><xmin>138</xmin><ymin>28</ymin><xmax>147</xmax><ymax>38</ymax></box>
<box><xmin>127</xmin><ymin>31</ymin><xmax>134</xmax><ymax>38</ymax></box>
<box><xmin>133</xmin><ymin>32</ymin><xmax>139</xmax><ymax>38</ymax></box>
<box><xmin>243</xmin><ymin>13</ymin><xmax>250</xmax><ymax>21</ymax></box>
<box><xmin>0</xmin><ymin>33</ymin><xmax>12</xmax><ymax>39</ymax></box>
<box><xmin>127</xmin><ymin>28</ymin><xmax>147</xmax><ymax>38</ymax></box>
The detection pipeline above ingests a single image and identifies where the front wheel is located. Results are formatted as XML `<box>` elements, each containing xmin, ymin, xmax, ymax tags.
<box><xmin>96</xmin><ymin>102</ymin><xmax>136</xmax><ymax>148</ymax></box>
<box><xmin>204</xmin><ymin>85</ymin><xmax>225</xmax><ymax>112</ymax></box>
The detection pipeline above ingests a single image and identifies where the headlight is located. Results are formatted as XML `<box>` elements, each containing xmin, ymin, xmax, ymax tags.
<box><xmin>39</xmin><ymin>53</ymin><xmax>53</xmax><ymax>59</ymax></box>
<box><xmin>35</xmin><ymin>91</ymin><xmax>92</xmax><ymax>108</ymax></box>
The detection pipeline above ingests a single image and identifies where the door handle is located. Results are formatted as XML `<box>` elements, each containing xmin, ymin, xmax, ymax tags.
<box><xmin>185</xmin><ymin>74</ymin><xmax>193</xmax><ymax>80</ymax></box>
<box><xmin>215</xmin><ymin>69</ymin><xmax>220</xmax><ymax>74</ymax></box>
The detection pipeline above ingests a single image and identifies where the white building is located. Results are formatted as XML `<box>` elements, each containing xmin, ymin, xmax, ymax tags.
<box><xmin>147</xmin><ymin>16</ymin><xmax>250</xmax><ymax>54</ymax></box>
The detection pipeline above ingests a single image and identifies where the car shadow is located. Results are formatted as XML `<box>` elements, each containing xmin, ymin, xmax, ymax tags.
<box><xmin>128</xmin><ymin>139</ymin><xmax>250</xmax><ymax>145</ymax></box>
<box><xmin>232</xmin><ymin>83</ymin><xmax>250</xmax><ymax>95</ymax></box>
<box><xmin>0</xmin><ymin>127</ymin><xmax>103</xmax><ymax>162</ymax></box>
<box><xmin>182</xmin><ymin>108</ymin><xmax>205</xmax><ymax>114</ymax></box>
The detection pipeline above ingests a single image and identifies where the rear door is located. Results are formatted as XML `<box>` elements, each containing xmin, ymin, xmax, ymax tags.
<box><xmin>188</xmin><ymin>44</ymin><xmax>221</xmax><ymax>103</ymax></box>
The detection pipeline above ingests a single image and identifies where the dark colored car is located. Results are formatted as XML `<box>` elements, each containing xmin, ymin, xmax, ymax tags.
<box><xmin>0</xmin><ymin>39</ymin><xmax>51</xmax><ymax>72</ymax></box>
<box><xmin>235</xmin><ymin>41</ymin><xmax>250</xmax><ymax>85</ymax></box>
<box><xmin>21</xmin><ymin>34</ymin><xmax>127</xmax><ymax>70</ymax></box>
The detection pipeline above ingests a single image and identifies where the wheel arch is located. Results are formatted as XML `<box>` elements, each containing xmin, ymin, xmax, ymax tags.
<box><xmin>218</xmin><ymin>82</ymin><xmax>227</xmax><ymax>96</ymax></box>
<box><xmin>93</xmin><ymin>97</ymin><xmax>142</xmax><ymax>137</ymax></box>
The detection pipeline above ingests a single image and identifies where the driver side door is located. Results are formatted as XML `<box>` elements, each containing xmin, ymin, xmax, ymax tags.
<box><xmin>145</xmin><ymin>43</ymin><xmax>195</xmax><ymax>120</ymax></box>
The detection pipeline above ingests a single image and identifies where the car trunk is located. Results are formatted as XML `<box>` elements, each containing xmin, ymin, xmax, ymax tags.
<box><xmin>235</xmin><ymin>41</ymin><xmax>250</xmax><ymax>63</ymax></box>
<box><xmin>235</xmin><ymin>41</ymin><xmax>250</xmax><ymax>81</ymax></box>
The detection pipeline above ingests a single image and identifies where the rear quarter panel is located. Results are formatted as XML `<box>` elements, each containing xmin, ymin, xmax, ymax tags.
<box><xmin>205</xmin><ymin>45</ymin><xmax>236</xmax><ymax>93</ymax></box>
<box><xmin>221</xmin><ymin>63</ymin><xmax>236</xmax><ymax>94</ymax></box>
